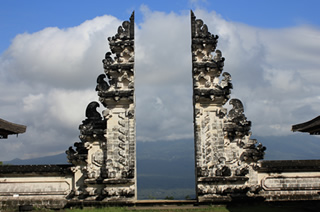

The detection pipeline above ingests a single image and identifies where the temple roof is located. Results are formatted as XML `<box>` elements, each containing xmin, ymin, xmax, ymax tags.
<box><xmin>292</xmin><ymin>116</ymin><xmax>320</xmax><ymax>135</ymax></box>
<box><xmin>0</xmin><ymin>118</ymin><xmax>26</xmax><ymax>139</ymax></box>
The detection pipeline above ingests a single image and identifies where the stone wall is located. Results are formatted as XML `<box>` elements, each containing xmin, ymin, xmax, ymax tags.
<box><xmin>0</xmin><ymin>165</ymin><xmax>73</xmax><ymax>209</ymax></box>
<box><xmin>258</xmin><ymin>160</ymin><xmax>320</xmax><ymax>201</ymax></box>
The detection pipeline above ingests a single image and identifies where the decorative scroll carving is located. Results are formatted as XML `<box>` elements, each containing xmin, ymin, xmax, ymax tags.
<box><xmin>96</xmin><ymin>74</ymin><xmax>110</xmax><ymax>92</ymax></box>
<box><xmin>224</xmin><ymin>99</ymin><xmax>251</xmax><ymax>140</ymax></box>
<box><xmin>80</xmin><ymin>101</ymin><xmax>106</xmax><ymax>137</ymax></box>
<box><xmin>191</xmin><ymin>11</ymin><xmax>265</xmax><ymax>202</ymax></box>
<box><xmin>66</xmin><ymin>101</ymin><xmax>106</xmax><ymax>164</ymax></box>
<box><xmin>67</xmin><ymin>12</ymin><xmax>136</xmax><ymax>202</ymax></box>
<box><xmin>191</xmin><ymin>10</ymin><xmax>229</xmax><ymax>106</ymax></box>
<box><xmin>98</xmin><ymin>12</ymin><xmax>134</xmax><ymax>105</ymax></box>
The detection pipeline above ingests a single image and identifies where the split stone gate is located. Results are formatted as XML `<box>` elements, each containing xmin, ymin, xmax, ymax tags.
<box><xmin>1</xmin><ymin>11</ymin><xmax>320</xmax><ymax>209</ymax></box>
<box><xmin>65</xmin><ymin>10</ymin><xmax>266</xmax><ymax>202</ymax></box>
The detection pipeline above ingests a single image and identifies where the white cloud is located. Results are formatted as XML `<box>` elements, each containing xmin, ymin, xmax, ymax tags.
<box><xmin>1</xmin><ymin>15</ymin><xmax>121</xmax><ymax>89</ymax></box>
<box><xmin>47</xmin><ymin>89</ymin><xmax>97</xmax><ymax>128</ymax></box>
<box><xmin>135</xmin><ymin>7</ymin><xmax>193</xmax><ymax>142</ymax></box>
<box><xmin>0</xmin><ymin>15</ymin><xmax>121</xmax><ymax>160</ymax></box>
<box><xmin>23</xmin><ymin>94</ymin><xmax>44</xmax><ymax>112</ymax></box>
<box><xmin>1</xmin><ymin>8</ymin><xmax>320</xmax><ymax>160</ymax></box>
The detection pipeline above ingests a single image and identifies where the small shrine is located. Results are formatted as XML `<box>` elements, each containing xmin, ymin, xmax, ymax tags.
<box><xmin>0</xmin><ymin>118</ymin><xmax>26</xmax><ymax>139</ymax></box>
<box><xmin>292</xmin><ymin>116</ymin><xmax>320</xmax><ymax>135</ymax></box>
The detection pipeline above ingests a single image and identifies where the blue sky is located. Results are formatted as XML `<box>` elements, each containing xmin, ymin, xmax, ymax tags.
<box><xmin>1</xmin><ymin>0</ymin><xmax>320</xmax><ymax>54</ymax></box>
<box><xmin>1</xmin><ymin>0</ymin><xmax>320</xmax><ymax>161</ymax></box>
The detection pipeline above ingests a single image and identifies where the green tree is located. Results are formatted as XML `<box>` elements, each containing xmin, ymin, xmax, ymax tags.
<box><xmin>165</xmin><ymin>196</ymin><xmax>174</xmax><ymax>200</ymax></box>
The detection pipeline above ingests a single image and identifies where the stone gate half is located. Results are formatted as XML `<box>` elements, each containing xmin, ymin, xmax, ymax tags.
<box><xmin>66</xmin><ymin>12</ymin><xmax>136</xmax><ymax>202</ymax></box>
<box><xmin>191</xmin><ymin>11</ymin><xmax>266</xmax><ymax>202</ymax></box>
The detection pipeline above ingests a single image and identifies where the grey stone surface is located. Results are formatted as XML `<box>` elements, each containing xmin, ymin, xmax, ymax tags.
<box><xmin>66</xmin><ymin>11</ymin><xmax>136</xmax><ymax>202</ymax></box>
<box><xmin>191</xmin><ymin>10</ymin><xmax>266</xmax><ymax>201</ymax></box>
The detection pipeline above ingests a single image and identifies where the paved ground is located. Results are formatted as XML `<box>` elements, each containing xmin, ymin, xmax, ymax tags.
<box><xmin>130</xmin><ymin>205</ymin><xmax>212</xmax><ymax>211</ymax></box>
<box><xmin>130</xmin><ymin>200</ymin><xmax>222</xmax><ymax>211</ymax></box>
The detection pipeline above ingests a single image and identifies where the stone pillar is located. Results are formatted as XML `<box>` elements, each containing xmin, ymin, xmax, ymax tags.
<box><xmin>191</xmin><ymin>11</ymin><xmax>266</xmax><ymax>202</ymax></box>
<box><xmin>66</xmin><ymin>12</ymin><xmax>136</xmax><ymax>202</ymax></box>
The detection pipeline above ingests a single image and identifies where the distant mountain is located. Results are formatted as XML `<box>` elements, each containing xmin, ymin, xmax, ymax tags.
<box><xmin>2</xmin><ymin>134</ymin><xmax>320</xmax><ymax>199</ymax></box>
<box><xmin>3</xmin><ymin>153</ymin><xmax>69</xmax><ymax>165</ymax></box>
<box><xmin>257</xmin><ymin>134</ymin><xmax>320</xmax><ymax>160</ymax></box>
<box><xmin>5</xmin><ymin>134</ymin><xmax>320</xmax><ymax>165</ymax></box>
<box><xmin>136</xmin><ymin>139</ymin><xmax>196</xmax><ymax>199</ymax></box>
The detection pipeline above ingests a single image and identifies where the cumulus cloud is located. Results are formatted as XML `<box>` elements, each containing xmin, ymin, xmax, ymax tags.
<box><xmin>1</xmin><ymin>8</ymin><xmax>320</xmax><ymax>160</ymax></box>
<box><xmin>1</xmin><ymin>15</ymin><xmax>121</xmax><ymax>89</ymax></box>
<box><xmin>0</xmin><ymin>15</ymin><xmax>121</xmax><ymax>160</ymax></box>
<box><xmin>135</xmin><ymin>7</ymin><xmax>193</xmax><ymax>142</ymax></box>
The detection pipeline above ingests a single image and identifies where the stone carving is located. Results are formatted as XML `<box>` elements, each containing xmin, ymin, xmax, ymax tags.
<box><xmin>66</xmin><ymin>12</ymin><xmax>136</xmax><ymax>202</ymax></box>
<box><xmin>96</xmin><ymin>74</ymin><xmax>110</xmax><ymax>92</ymax></box>
<box><xmin>99</xmin><ymin>12</ymin><xmax>134</xmax><ymax>102</ymax></box>
<box><xmin>66</xmin><ymin>101</ymin><xmax>106</xmax><ymax>164</ymax></box>
<box><xmin>191</xmin><ymin>11</ymin><xmax>265</xmax><ymax>202</ymax></box>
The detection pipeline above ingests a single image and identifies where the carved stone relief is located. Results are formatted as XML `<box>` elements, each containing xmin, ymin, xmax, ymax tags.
<box><xmin>66</xmin><ymin>12</ymin><xmax>136</xmax><ymax>202</ymax></box>
<box><xmin>191</xmin><ymin>11</ymin><xmax>265</xmax><ymax>202</ymax></box>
